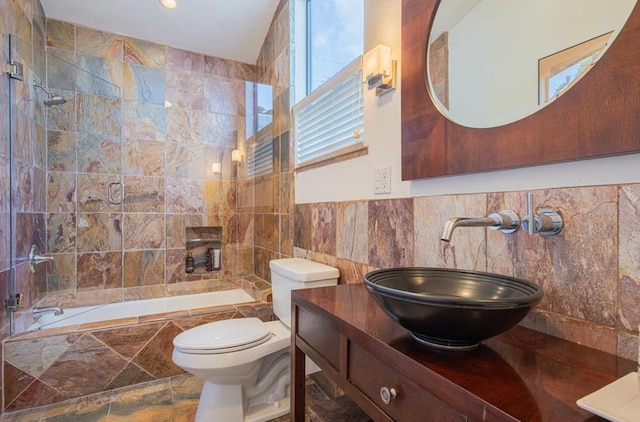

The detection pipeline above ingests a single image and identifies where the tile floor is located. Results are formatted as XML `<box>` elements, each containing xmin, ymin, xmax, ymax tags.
<box><xmin>0</xmin><ymin>373</ymin><xmax>332</xmax><ymax>422</ymax></box>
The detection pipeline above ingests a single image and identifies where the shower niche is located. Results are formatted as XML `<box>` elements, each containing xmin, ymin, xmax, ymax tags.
<box><xmin>185</xmin><ymin>227</ymin><xmax>222</xmax><ymax>274</ymax></box>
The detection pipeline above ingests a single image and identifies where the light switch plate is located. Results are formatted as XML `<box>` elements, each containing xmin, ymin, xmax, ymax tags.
<box><xmin>374</xmin><ymin>167</ymin><xmax>391</xmax><ymax>194</ymax></box>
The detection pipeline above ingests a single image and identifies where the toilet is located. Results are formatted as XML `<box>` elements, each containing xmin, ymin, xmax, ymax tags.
<box><xmin>172</xmin><ymin>258</ymin><xmax>339</xmax><ymax>422</ymax></box>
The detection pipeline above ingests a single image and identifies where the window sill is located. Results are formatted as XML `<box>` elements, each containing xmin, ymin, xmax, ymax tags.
<box><xmin>295</xmin><ymin>143</ymin><xmax>368</xmax><ymax>172</ymax></box>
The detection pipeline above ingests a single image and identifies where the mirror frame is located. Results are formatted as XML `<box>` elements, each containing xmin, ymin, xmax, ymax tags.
<box><xmin>401</xmin><ymin>0</ymin><xmax>640</xmax><ymax>180</ymax></box>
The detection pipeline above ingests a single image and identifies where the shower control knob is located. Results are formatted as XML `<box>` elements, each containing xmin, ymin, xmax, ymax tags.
<box><xmin>380</xmin><ymin>386</ymin><xmax>397</xmax><ymax>404</ymax></box>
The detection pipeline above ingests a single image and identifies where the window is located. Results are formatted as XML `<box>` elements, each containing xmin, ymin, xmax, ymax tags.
<box><xmin>294</xmin><ymin>0</ymin><xmax>365</xmax><ymax>167</ymax></box>
<box><xmin>539</xmin><ymin>32</ymin><xmax>612</xmax><ymax>104</ymax></box>
<box><xmin>306</xmin><ymin>0</ymin><xmax>364</xmax><ymax>94</ymax></box>
<box><xmin>246</xmin><ymin>82</ymin><xmax>274</xmax><ymax>178</ymax></box>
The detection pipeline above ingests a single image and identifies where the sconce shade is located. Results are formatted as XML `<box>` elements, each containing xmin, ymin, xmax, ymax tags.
<box><xmin>363</xmin><ymin>44</ymin><xmax>396</xmax><ymax>96</ymax></box>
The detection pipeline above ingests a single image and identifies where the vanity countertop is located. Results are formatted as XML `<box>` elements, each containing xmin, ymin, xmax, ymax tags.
<box><xmin>291</xmin><ymin>283</ymin><xmax>636</xmax><ymax>421</ymax></box>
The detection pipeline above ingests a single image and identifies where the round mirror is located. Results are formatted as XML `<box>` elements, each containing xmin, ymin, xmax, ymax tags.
<box><xmin>426</xmin><ymin>0</ymin><xmax>637</xmax><ymax>128</ymax></box>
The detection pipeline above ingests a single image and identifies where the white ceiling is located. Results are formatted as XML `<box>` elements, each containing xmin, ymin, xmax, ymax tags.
<box><xmin>40</xmin><ymin>0</ymin><xmax>280</xmax><ymax>64</ymax></box>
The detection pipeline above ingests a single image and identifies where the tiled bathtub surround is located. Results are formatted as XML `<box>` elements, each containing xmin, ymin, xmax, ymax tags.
<box><xmin>294</xmin><ymin>184</ymin><xmax>640</xmax><ymax>360</ymax></box>
<box><xmin>3</xmin><ymin>299</ymin><xmax>274</xmax><ymax>412</ymax></box>
<box><xmin>38</xmin><ymin>18</ymin><xmax>259</xmax><ymax>317</ymax></box>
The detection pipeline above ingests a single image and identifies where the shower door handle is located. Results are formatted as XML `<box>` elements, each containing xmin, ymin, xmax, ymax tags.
<box><xmin>108</xmin><ymin>182</ymin><xmax>124</xmax><ymax>205</ymax></box>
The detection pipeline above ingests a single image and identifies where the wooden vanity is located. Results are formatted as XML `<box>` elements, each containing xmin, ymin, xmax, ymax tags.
<box><xmin>291</xmin><ymin>284</ymin><xmax>636</xmax><ymax>421</ymax></box>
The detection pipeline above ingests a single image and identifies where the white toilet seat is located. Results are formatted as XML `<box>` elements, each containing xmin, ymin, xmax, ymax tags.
<box><xmin>173</xmin><ymin>317</ymin><xmax>272</xmax><ymax>354</ymax></box>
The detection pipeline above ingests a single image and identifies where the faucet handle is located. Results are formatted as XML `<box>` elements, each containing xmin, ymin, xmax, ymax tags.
<box><xmin>523</xmin><ymin>193</ymin><xmax>563</xmax><ymax>236</ymax></box>
<box><xmin>488</xmin><ymin>210</ymin><xmax>520</xmax><ymax>234</ymax></box>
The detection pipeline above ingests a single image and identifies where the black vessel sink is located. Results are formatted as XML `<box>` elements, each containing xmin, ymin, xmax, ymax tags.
<box><xmin>364</xmin><ymin>267</ymin><xmax>543</xmax><ymax>351</ymax></box>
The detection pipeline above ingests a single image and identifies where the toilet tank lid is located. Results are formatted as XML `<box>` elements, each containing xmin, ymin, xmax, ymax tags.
<box><xmin>270</xmin><ymin>258</ymin><xmax>339</xmax><ymax>282</ymax></box>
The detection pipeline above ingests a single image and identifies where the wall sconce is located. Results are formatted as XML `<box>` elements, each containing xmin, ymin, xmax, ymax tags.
<box><xmin>231</xmin><ymin>149</ymin><xmax>242</xmax><ymax>163</ymax></box>
<box><xmin>363</xmin><ymin>44</ymin><xmax>397</xmax><ymax>96</ymax></box>
<box><xmin>211</xmin><ymin>162</ymin><xmax>222</xmax><ymax>174</ymax></box>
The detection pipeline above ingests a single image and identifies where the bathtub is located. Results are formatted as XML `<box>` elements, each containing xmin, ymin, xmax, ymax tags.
<box><xmin>28</xmin><ymin>288</ymin><xmax>256</xmax><ymax>331</ymax></box>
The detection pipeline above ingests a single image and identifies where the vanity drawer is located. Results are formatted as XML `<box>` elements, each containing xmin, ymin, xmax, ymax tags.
<box><xmin>296</xmin><ymin>307</ymin><xmax>340</xmax><ymax>370</ymax></box>
<box><xmin>348</xmin><ymin>343</ymin><xmax>465</xmax><ymax>422</ymax></box>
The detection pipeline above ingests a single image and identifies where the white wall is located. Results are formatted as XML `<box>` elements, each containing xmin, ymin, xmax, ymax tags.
<box><xmin>295</xmin><ymin>0</ymin><xmax>640</xmax><ymax>204</ymax></box>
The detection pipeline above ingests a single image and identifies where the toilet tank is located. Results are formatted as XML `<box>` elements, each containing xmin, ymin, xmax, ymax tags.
<box><xmin>270</xmin><ymin>258</ymin><xmax>339</xmax><ymax>327</ymax></box>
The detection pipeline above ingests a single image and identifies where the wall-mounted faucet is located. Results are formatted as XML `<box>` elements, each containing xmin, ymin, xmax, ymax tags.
<box><xmin>29</xmin><ymin>245</ymin><xmax>54</xmax><ymax>273</ymax></box>
<box><xmin>31</xmin><ymin>305</ymin><xmax>64</xmax><ymax>319</ymax></box>
<box><xmin>522</xmin><ymin>193</ymin><xmax>563</xmax><ymax>236</ymax></box>
<box><xmin>441</xmin><ymin>210</ymin><xmax>520</xmax><ymax>242</ymax></box>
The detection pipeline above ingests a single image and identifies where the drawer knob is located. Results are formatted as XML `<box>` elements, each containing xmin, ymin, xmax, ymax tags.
<box><xmin>380</xmin><ymin>386</ymin><xmax>397</xmax><ymax>404</ymax></box>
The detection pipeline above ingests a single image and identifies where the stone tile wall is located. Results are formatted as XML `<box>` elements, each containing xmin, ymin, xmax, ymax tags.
<box><xmin>32</xmin><ymin>19</ymin><xmax>259</xmax><ymax>321</ymax></box>
<box><xmin>294</xmin><ymin>185</ymin><xmax>640</xmax><ymax>361</ymax></box>
<box><xmin>251</xmin><ymin>0</ymin><xmax>295</xmax><ymax>282</ymax></box>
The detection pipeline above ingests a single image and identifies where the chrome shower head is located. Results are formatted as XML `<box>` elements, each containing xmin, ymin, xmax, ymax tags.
<box><xmin>33</xmin><ymin>81</ymin><xmax>67</xmax><ymax>107</ymax></box>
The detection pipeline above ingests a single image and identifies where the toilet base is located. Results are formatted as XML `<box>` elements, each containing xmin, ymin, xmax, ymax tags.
<box><xmin>194</xmin><ymin>381</ymin><xmax>290</xmax><ymax>422</ymax></box>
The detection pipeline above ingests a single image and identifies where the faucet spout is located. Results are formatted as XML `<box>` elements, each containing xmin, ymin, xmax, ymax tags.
<box><xmin>440</xmin><ymin>211</ymin><xmax>520</xmax><ymax>242</ymax></box>
<box><xmin>31</xmin><ymin>305</ymin><xmax>64</xmax><ymax>319</ymax></box>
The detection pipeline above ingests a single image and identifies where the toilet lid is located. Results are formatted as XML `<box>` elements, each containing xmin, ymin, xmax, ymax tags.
<box><xmin>173</xmin><ymin>317</ymin><xmax>272</xmax><ymax>353</ymax></box>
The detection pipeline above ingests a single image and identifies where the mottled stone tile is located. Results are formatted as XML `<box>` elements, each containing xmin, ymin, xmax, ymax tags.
<box><xmin>77</xmin><ymin>133</ymin><xmax>121</xmax><ymax>174</ymax></box>
<box><xmin>46</xmin><ymin>90</ymin><xmax>76</xmax><ymax>132</ymax></box>
<box><xmin>414</xmin><ymin>194</ymin><xmax>487</xmax><ymax>271</ymax></box>
<box><xmin>122</xmin><ymin>176</ymin><xmax>165</xmax><ymax>213</ymax></box>
<box><xmin>123</xmin><ymin>62</ymin><xmax>165</xmax><ymax>105</ymax></box>
<box><xmin>76</xmin><ymin>54</ymin><xmax>122</xmax><ymax>98</ymax></box>
<box><xmin>617</xmin><ymin>331</ymin><xmax>639</xmax><ymax>361</ymax></box>
<box><xmin>105</xmin><ymin>363</ymin><xmax>156</xmax><ymax>391</ymax></box>
<box><xmin>166</xmin><ymin>178</ymin><xmax>203</xmax><ymax>213</ymax></box>
<box><xmin>77</xmin><ymin>252</ymin><xmax>122</xmax><ymax>290</ymax></box>
<box><xmin>488</xmin><ymin>187</ymin><xmax>618</xmax><ymax>327</ymax></box>
<box><xmin>166</xmin><ymin>214</ymin><xmax>203</xmax><ymax>249</ymax></box>
<box><xmin>77</xmin><ymin>174</ymin><xmax>122</xmax><ymax>212</ymax></box>
<box><xmin>134</xmin><ymin>322</ymin><xmax>185</xmax><ymax>378</ymax></box>
<box><xmin>34</xmin><ymin>168</ymin><xmax>47</xmax><ymax>213</ymax></box>
<box><xmin>166</xmin><ymin>106</ymin><xmax>203</xmax><ymax>144</ymax></box>
<box><xmin>122</xmin><ymin>101</ymin><xmax>166</xmax><ymax>140</ymax></box>
<box><xmin>619</xmin><ymin>184</ymin><xmax>640</xmax><ymax>333</ymax></box>
<box><xmin>203</xmin><ymin>112</ymin><xmax>237</xmax><ymax>146</ymax></box>
<box><xmin>47</xmin><ymin>252</ymin><xmax>76</xmax><ymax>293</ymax></box>
<box><xmin>93</xmin><ymin>321</ymin><xmax>165</xmax><ymax>359</ymax></box>
<box><xmin>47</xmin><ymin>130</ymin><xmax>76</xmax><ymax>171</ymax></box>
<box><xmin>4</xmin><ymin>333</ymin><xmax>77</xmax><ymax>378</ymax></box>
<box><xmin>165</xmin><ymin>142</ymin><xmax>203</xmax><ymax>178</ymax></box>
<box><xmin>368</xmin><ymin>199</ymin><xmax>414</xmax><ymax>268</ymax></box>
<box><xmin>295</xmin><ymin>204</ymin><xmax>313</xmax><ymax>252</ymax></box>
<box><xmin>12</xmin><ymin>161</ymin><xmax>33</xmax><ymax>212</ymax></box>
<box><xmin>47</xmin><ymin>49</ymin><xmax>76</xmax><ymax>92</ymax></box>
<box><xmin>123</xmin><ymin>138</ymin><xmax>165</xmax><ymax>176</ymax></box>
<box><xmin>336</xmin><ymin>201</ymin><xmax>368</xmax><ymax>264</ymax></box>
<box><xmin>279</xmin><ymin>214</ymin><xmax>294</xmax><ymax>256</ymax></box>
<box><xmin>123</xmin><ymin>37</ymin><xmax>165</xmax><ymax>68</ymax></box>
<box><xmin>40</xmin><ymin>333</ymin><xmax>129</xmax><ymax>398</ymax></box>
<box><xmin>171</xmin><ymin>374</ymin><xmax>203</xmax><ymax>422</ymax></box>
<box><xmin>123</xmin><ymin>214</ymin><xmax>165</xmax><ymax>250</ymax></box>
<box><xmin>204</xmin><ymin>55</ymin><xmax>256</xmax><ymax>81</ymax></box>
<box><xmin>166</xmin><ymin>46</ymin><xmax>204</xmax><ymax>73</ymax></box>
<box><xmin>203</xmin><ymin>76</ymin><xmax>238</xmax><ymax>115</ymax></box>
<box><xmin>109</xmin><ymin>381</ymin><xmax>174</xmax><ymax>421</ymax></box>
<box><xmin>124</xmin><ymin>250</ymin><xmax>165</xmax><ymax>287</ymax></box>
<box><xmin>254</xmin><ymin>246</ymin><xmax>276</xmax><ymax>281</ymax></box>
<box><xmin>77</xmin><ymin>93</ymin><xmax>121</xmax><ymax>137</ymax></box>
<box><xmin>165</xmin><ymin>248</ymin><xmax>187</xmax><ymax>284</ymax></box>
<box><xmin>4</xmin><ymin>362</ymin><xmax>36</xmax><ymax>408</ymax></box>
<box><xmin>254</xmin><ymin>214</ymin><xmax>278</xmax><ymax>251</ymax></box>
<box><xmin>278</xmin><ymin>171</ymin><xmax>293</xmax><ymax>214</ymax></box>
<box><xmin>76</xmin><ymin>26</ymin><xmax>123</xmax><ymax>59</ymax></box>
<box><xmin>47</xmin><ymin>212</ymin><xmax>76</xmax><ymax>253</ymax></box>
<box><xmin>5</xmin><ymin>378</ymin><xmax>68</xmax><ymax>412</ymax></box>
<box><xmin>254</xmin><ymin>174</ymin><xmax>277</xmax><ymax>214</ymax></box>
<box><xmin>203</xmin><ymin>180</ymin><xmax>236</xmax><ymax>215</ymax></box>
<box><xmin>47</xmin><ymin>171</ymin><xmax>76</xmax><ymax>213</ymax></box>
<box><xmin>165</xmin><ymin>69</ymin><xmax>203</xmax><ymax>109</ymax></box>
<box><xmin>46</xmin><ymin>19</ymin><xmax>74</xmax><ymax>50</ymax></box>
<box><xmin>43</xmin><ymin>399</ymin><xmax>110</xmax><ymax>422</ymax></box>
<box><xmin>76</xmin><ymin>213</ymin><xmax>122</xmax><ymax>252</ymax></box>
